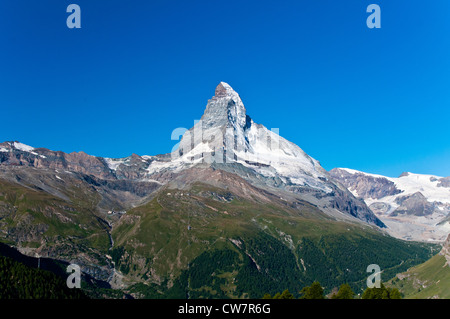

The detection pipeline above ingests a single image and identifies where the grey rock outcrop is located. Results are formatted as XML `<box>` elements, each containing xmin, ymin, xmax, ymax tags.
<box><xmin>438</xmin><ymin>177</ymin><xmax>450</xmax><ymax>188</ymax></box>
<box><xmin>439</xmin><ymin>234</ymin><xmax>450</xmax><ymax>266</ymax></box>
<box><xmin>329</xmin><ymin>168</ymin><xmax>402</xmax><ymax>199</ymax></box>
<box><xmin>391</xmin><ymin>192</ymin><xmax>436</xmax><ymax>217</ymax></box>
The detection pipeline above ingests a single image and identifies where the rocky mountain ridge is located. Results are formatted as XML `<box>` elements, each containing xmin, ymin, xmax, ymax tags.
<box><xmin>329</xmin><ymin>168</ymin><xmax>450</xmax><ymax>242</ymax></box>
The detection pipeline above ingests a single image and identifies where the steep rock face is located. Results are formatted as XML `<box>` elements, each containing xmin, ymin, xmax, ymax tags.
<box><xmin>0</xmin><ymin>142</ymin><xmax>116</xmax><ymax>180</ymax></box>
<box><xmin>327</xmin><ymin>185</ymin><xmax>384</xmax><ymax>227</ymax></box>
<box><xmin>329</xmin><ymin>168</ymin><xmax>402</xmax><ymax>199</ymax></box>
<box><xmin>392</xmin><ymin>192</ymin><xmax>435</xmax><ymax>217</ymax></box>
<box><xmin>107</xmin><ymin>154</ymin><xmax>152</xmax><ymax>180</ymax></box>
<box><xmin>0</xmin><ymin>165</ymin><xmax>161</xmax><ymax>213</ymax></box>
<box><xmin>0</xmin><ymin>142</ymin><xmax>161</xmax><ymax>183</ymax></box>
<box><xmin>438</xmin><ymin>177</ymin><xmax>450</xmax><ymax>188</ymax></box>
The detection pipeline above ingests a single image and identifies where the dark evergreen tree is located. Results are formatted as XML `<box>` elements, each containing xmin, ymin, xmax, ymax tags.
<box><xmin>280</xmin><ymin>289</ymin><xmax>294</xmax><ymax>299</ymax></box>
<box><xmin>389</xmin><ymin>288</ymin><xmax>402</xmax><ymax>299</ymax></box>
<box><xmin>362</xmin><ymin>283</ymin><xmax>402</xmax><ymax>299</ymax></box>
<box><xmin>331</xmin><ymin>283</ymin><xmax>354</xmax><ymax>299</ymax></box>
<box><xmin>0</xmin><ymin>255</ymin><xmax>87</xmax><ymax>299</ymax></box>
<box><xmin>300</xmin><ymin>281</ymin><xmax>324</xmax><ymax>299</ymax></box>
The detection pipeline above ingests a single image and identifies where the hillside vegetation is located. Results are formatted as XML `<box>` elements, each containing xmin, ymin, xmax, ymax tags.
<box><xmin>388</xmin><ymin>254</ymin><xmax>450</xmax><ymax>299</ymax></box>
<box><xmin>111</xmin><ymin>183</ymin><xmax>439</xmax><ymax>298</ymax></box>
<box><xmin>0</xmin><ymin>254</ymin><xmax>87</xmax><ymax>299</ymax></box>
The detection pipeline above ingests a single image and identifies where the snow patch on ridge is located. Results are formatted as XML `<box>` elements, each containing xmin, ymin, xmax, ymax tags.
<box><xmin>339</xmin><ymin>168</ymin><xmax>450</xmax><ymax>205</ymax></box>
<box><xmin>104</xmin><ymin>158</ymin><xmax>128</xmax><ymax>171</ymax></box>
<box><xmin>13</xmin><ymin>142</ymin><xmax>35</xmax><ymax>152</ymax></box>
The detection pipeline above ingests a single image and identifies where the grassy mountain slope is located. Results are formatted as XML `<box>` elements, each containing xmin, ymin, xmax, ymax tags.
<box><xmin>0</xmin><ymin>167</ymin><xmax>441</xmax><ymax>299</ymax></box>
<box><xmin>388</xmin><ymin>254</ymin><xmax>450</xmax><ymax>299</ymax></box>
<box><xmin>110</xmin><ymin>181</ymin><xmax>439</xmax><ymax>298</ymax></box>
<box><xmin>0</xmin><ymin>176</ymin><xmax>112</xmax><ymax>279</ymax></box>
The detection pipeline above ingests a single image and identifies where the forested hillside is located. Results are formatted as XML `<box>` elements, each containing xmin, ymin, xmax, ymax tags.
<box><xmin>0</xmin><ymin>254</ymin><xmax>87</xmax><ymax>299</ymax></box>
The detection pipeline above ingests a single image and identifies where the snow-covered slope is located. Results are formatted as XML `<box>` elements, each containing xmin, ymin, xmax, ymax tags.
<box><xmin>330</xmin><ymin>168</ymin><xmax>450</xmax><ymax>242</ymax></box>
<box><xmin>336</xmin><ymin>168</ymin><xmax>450</xmax><ymax>204</ymax></box>
<box><xmin>0</xmin><ymin>141</ymin><xmax>46</xmax><ymax>158</ymax></box>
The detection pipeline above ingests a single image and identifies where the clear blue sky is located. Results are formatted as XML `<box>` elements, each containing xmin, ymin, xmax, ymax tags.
<box><xmin>1</xmin><ymin>0</ymin><xmax>449</xmax><ymax>177</ymax></box>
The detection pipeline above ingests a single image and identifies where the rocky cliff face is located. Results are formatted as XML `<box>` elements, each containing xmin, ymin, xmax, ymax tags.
<box><xmin>392</xmin><ymin>192</ymin><xmax>436</xmax><ymax>217</ymax></box>
<box><xmin>0</xmin><ymin>142</ymin><xmax>116</xmax><ymax>180</ymax></box>
<box><xmin>329</xmin><ymin>168</ymin><xmax>402</xmax><ymax>199</ymax></box>
<box><xmin>438</xmin><ymin>177</ymin><xmax>450</xmax><ymax>188</ymax></box>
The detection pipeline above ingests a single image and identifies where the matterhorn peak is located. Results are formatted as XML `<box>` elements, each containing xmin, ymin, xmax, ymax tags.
<box><xmin>214</xmin><ymin>82</ymin><xmax>236</xmax><ymax>97</ymax></box>
<box><xmin>170</xmin><ymin>82</ymin><xmax>328</xmax><ymax>192</ymax></box>
<box><xmin>200</xmin><ymin>82</ymin><xmax>248</xmax><ymax>132</ymax></box>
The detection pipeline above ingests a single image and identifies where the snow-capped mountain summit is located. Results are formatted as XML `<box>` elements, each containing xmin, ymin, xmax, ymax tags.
<box><xmin>171</xmin><ymin>82</ymin><xmax>328</xmax><ymax>192</ymax></box>
<box><xmin>202</xmin><ymin>81</ymin><xmax>248</xmax><ymax>131</ymax></box>
<box><xmin>141</xmin><ymin>82</ymin><xmax>383</xmax><ymax>226</ymax></box>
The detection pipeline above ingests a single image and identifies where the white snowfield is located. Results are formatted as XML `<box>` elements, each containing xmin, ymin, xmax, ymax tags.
<box><xmin>104</xmin><ymin>157</ymin><xmax>128</xmax><ymax>171</ymax></box>
<box><xmin>0</xmin><ymin>142</ymin><xmax>35</xmax><ymax>153</ymax></box>
<box><xmin>339</xmin><ymin>168</ymin><xmax>450</xmax><ymax>205</ymax></box>
<box><xmin>13</xmin><ymin>142</ymin><xmax>35</xmax><ymax>152</ymax></box>
<box><xmin>1</xmin><ymin>141</ymin><xmax>46</xmax><ymax>158</ymax></box>
<box><xmin>338</xmin><ymin>168</ymin><xmax>450</xmax><ymax>242</ymax></box>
